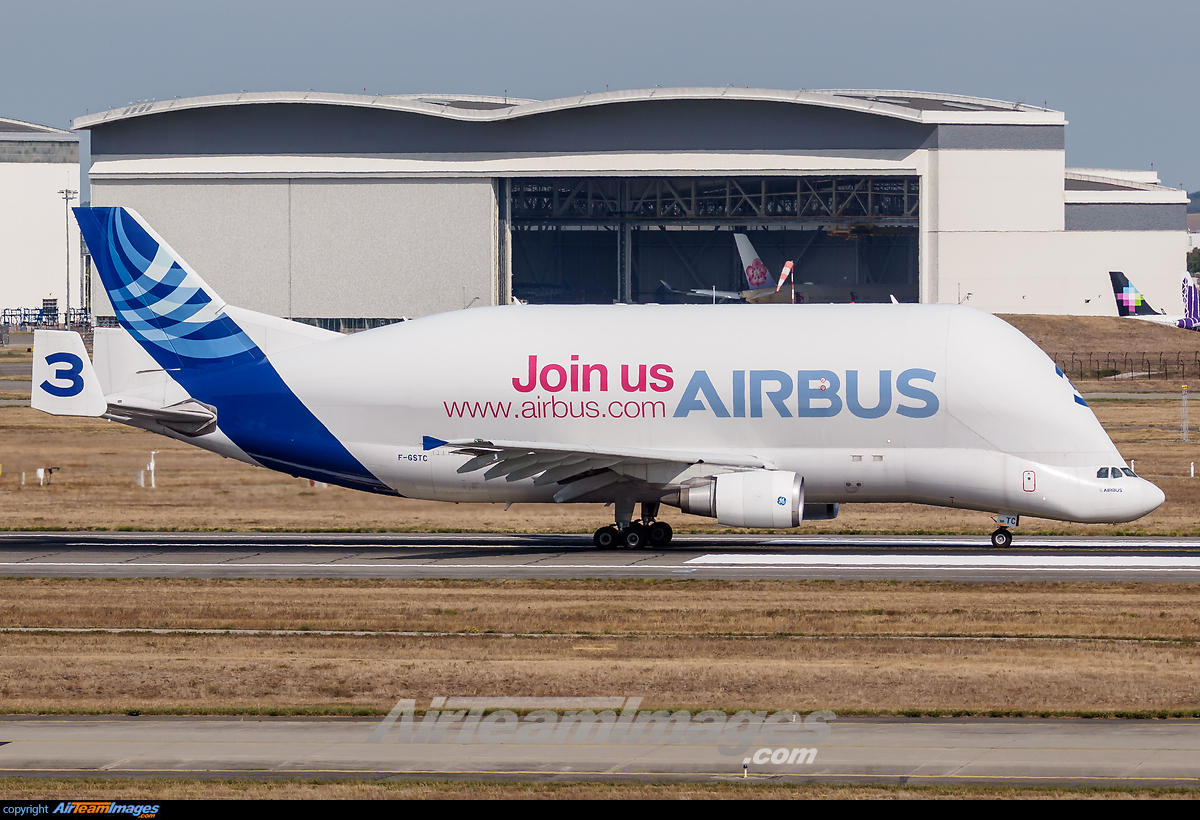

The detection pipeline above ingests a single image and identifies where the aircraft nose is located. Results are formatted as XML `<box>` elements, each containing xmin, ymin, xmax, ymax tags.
<box><xmin>1138</xmin><ymin>479</ymin><xmax>1166</xmax><ymax>517</ymax></box>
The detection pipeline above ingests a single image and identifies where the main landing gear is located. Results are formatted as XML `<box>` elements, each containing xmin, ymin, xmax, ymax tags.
<box><xmin>593</xmin><ymin>500</ymin><xmax>673</xmax><ymax>549</ymax></box>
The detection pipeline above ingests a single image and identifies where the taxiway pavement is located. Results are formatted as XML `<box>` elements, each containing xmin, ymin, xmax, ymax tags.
<box><xmin>1</xmin><ymin>715</ymin><xmax>1197</xmax><ymax>787</ymax></box>
<box><xmin>2</xmin><ymin>532</ymin><xmax>1200</xmax><ymax>581</ymax></box>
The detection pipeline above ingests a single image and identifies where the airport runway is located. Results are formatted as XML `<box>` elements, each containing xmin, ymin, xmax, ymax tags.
<box><xmin>3</xmin><ymin>532</ymin><xmax>1200</xmax><ymax>581</ymax></box>
<box><xmin>1</xmin><ymin>714</ymin><xmax>1197</xmax><ymax>787</ymax></box>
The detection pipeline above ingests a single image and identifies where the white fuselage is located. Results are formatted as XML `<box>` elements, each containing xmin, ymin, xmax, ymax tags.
<box><xmin>203</xmin><ymin>302</ymin><xmax>1162</xmax><ymax>524</ymax></box>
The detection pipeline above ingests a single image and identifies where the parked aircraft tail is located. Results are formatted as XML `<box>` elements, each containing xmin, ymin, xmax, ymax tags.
<box><xmin>734</xmin><ymin>234</ymin><xmax>777</xmax><ymax>290</ymax></box>
<box><xmin>1109</xmin><ymin>270</ymin><xmax>1200</xmax><ymax>331</ymax></box>
<box><xmin>1109</xmin><ymin>271</ymin><xmax>1161</xmax><ymax>318</ymax></box>
<box><xmin>1180</xmin><ymin>273</ymin><xmax>1200</xmax><ymax>329</ymax></box>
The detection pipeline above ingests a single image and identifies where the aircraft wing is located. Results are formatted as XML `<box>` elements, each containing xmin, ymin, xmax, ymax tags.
<box><xmin>658</xmin><ymin>280</ymin><xmax>742</xmax><ymax>301</ymax></box>
<box><xmin>691</xmin><ymin>288</ymin><xmax>743</xmax><ymax>301</ymax></box>
<box><xmin>427</xmin><ymin>437</ymin><xmax>771</xmax><ymax>502</ymax></box>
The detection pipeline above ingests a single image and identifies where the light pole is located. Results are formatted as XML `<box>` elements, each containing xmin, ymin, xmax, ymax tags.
<box><xmin>57</xmin><ymin>188</ymin><xmax>77</xmax><ymax>327</ymax></box>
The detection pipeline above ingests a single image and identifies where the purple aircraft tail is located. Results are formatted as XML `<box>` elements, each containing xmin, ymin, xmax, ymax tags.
<box><xmin>1180</xmin><ymin>274</ymin><xmax>1200</xmax><ymax>330</ymax></box>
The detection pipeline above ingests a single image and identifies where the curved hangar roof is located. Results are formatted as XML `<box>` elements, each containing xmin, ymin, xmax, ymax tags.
<box><xmin>74</xmin><ymin>88</ymin><xmax>1065</xmax><ymax>158</ymax></box>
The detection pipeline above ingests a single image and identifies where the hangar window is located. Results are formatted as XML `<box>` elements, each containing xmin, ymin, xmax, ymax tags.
<box><xmin>505</xmin><ymin>176</ymin><xmax>920</xmax><ymax>306</ymax></box>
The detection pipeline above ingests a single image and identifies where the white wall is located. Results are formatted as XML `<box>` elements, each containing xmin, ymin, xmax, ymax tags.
<box><xmin>931</xmin><ymin>150</ymin><xmax>1066</xmax><ymax>233</ymax></box>
<box><xmin>0</xmin><ymin>162</ymin><xmax>81</xmax><ymax>311</ymax></box>
<box><xmin>91</xmin><ymin>178</ymin><xmax>497</xmax><ymax>319</ymax></box>
<box><xmin>935</xmin><ymin>230</ymin><xmax>1189</xmax><ymax>315</ymax></box>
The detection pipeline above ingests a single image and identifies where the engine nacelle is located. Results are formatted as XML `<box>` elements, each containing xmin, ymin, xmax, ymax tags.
<box><xmin>670</xmin><ymin>470</ymin><xmax>805</xmax><ymax>528</ymax></box>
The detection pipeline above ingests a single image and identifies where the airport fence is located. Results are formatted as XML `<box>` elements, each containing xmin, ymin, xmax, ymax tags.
<box><xmin>1051</xmin><ymin>351</ymin><xmax>1200</xmax><ymax>383</ymax></box>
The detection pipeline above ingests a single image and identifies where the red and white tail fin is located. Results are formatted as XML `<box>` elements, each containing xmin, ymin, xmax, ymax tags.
<box><xmin>775</xmin><ymin>261</ymin><xmax>794</xmax><ymax>293</ymax></box>
<box><xmin>734</xmin><ymin>234</ymin><xmax>776</xmax><ymax>290</ymax></box>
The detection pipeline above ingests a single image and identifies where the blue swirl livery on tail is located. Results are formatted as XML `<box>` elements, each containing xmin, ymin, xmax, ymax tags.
<box><xmin>74</xmin><ymin>206</ymin><xmax>395</xmax><ymax>495</ymax></box>
<box><xmin>74</xmin><ymin>207</ymin><xmax>261</xmax><ymax>370</ymax></box>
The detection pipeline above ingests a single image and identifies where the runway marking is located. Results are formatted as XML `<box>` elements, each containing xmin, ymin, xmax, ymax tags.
<box><xmin>687</xmin><ymin>553</ymin><xmax>1200</xmax><ymax>570</ymax></box>
<box><xmin>0</xmin><ymin>764</ymin><xmax>1193</xmax><ymax>785</ymax></box>
<box><xmin>0</xmin><ymin>561</ymin><xmax>687</xmax><ymax>571</ymax></box>
<box><xmin>4</xmin><ymin>554</ymin><xmax>1200</xmax><ymax>573</ymax></box>
<box><xmin>763</xmin><ymin>538</ymin><xmax>1200</xmax><ymax>548</ymax></box>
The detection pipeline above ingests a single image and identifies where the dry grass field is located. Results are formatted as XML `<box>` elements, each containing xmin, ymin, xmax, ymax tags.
<box><xmin>0</xmin><ymin>579</ymin><xmax>1198</xmax><ymax>716</ymax></box>
<box><xmin>1002</xmin><ymin>313</ymin><xmax>1200</xmax><ymax>358</ymax></box>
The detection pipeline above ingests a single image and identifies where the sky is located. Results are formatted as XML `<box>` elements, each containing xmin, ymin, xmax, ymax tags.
<box><xmin>2</xmin><ymin>0</ymin><xmax>1197</xmax><ymax>194</ymax></box>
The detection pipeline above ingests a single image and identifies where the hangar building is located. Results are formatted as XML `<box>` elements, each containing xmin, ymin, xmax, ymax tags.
<box><xmin>0</xmin><ymin>118</ymin><xmax>81</xmax><ymax>322</ymax></box>
<box><xmin>73</xmin><ymin>88</ymin><xmax>1189</xmax><ymax>323</ymax></box>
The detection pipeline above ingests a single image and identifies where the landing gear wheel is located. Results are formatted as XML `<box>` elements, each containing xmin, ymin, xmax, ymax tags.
<box><xmin>622</xmin><ymin>523</ymin><xmax>648</xmax><ymax>549</ymax></box>
<box><xmin>594</xmin><ymin>526</ymin><xmax>619</xmax><ymax>549</ymax></box>
<box><xmin>648</xmin><ymin>521</ymin><xmax>673</xmax><ymax>547</ymax></box>
<box><xmin>990</xmin><ymin>527</ymin><xmax>1013</xmax><ymax>549</ymax></box>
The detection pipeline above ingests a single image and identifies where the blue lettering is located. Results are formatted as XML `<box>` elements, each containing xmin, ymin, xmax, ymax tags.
<box><xmin>672</xmin><ymin>370</ymin><xmax>730</xmax><ymax>418</ymax></box>
<box><xmin>796</xmin><ymin>370</ymin><xmax>842</xmax><ymax>417</ymax></box>
<box><xmin>40</xmin><ymin>352</ymin><xmax>85</xmax><ymax>397</ymax></box>
<box><xmin>750</xmin><ymin>370</ymin><xmax>793</xmax><ymax>418</ymax></box>
<box><xmin>732</xmin><ymin>370</ymin><xmax>746</xmax><ymax>418</ymax></box>
<box><xmin>847</xmin><ymin>369</ymin><xmax>891</xmax><ymax>419</ymax></box>
<box><xmin>896</xmin><ymin>368</ymin><xmax>939</xmax><ymax>418</ymax></box>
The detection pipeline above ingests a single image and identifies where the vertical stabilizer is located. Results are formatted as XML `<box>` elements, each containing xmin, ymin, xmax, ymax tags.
<box><xmin>1180</xmin><ymin>273</ymin><xmax>1200</xmax><ymax>329</ymax></box>
<box><xmin>1109</xmin><ymin>271</ymin><xmax>1159</xmax><ymax>317</ymax></box>
<box><xmin>734</xmin><ymin>234</ymin><xmax>776</xmax><ymax>290</ymax></box>
<box><xmin>73</xmin><ymin>207</ymin><xmax>263</xmax><ymax>371</ymax></box>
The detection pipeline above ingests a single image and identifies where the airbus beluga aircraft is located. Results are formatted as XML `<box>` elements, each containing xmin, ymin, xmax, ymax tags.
<box><xmin>34</xmin><ymin>208</ymin><xmax>1163</xmax><ymax>549</ymax></box>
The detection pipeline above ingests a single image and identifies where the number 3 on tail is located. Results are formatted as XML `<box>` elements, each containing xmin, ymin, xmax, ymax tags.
<box><xmin>40</xmin><ymin>352</ymin><xmax>85</xmax><ymax>397</ymax></box>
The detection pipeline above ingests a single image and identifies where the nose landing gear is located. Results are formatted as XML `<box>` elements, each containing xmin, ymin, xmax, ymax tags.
<box><xmin>990</xmin><ymin>514</ymin><xmax>1018</xmax><ymax>548</ymax></box>
<box><xmin>593</xmin><ymin>500</ymin><xmax>673</xmax><ymax>549</ymax></box>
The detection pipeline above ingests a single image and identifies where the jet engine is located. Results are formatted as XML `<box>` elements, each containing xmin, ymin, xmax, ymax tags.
<box><xmin>666</xmin><ymin>470</ymin><xmax>806</xmax><ymax>528</ymax></box>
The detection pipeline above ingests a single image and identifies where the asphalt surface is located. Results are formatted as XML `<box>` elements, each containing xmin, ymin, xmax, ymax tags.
<box><xmin>3</xmin><ymin>532</ymin><xmax>1200</xmax><ymax>581</ymax></box>
<box><xmin>1</xmin><ymin>714</ymin><xmax>1197</xmax><ymax>786</ymax></box>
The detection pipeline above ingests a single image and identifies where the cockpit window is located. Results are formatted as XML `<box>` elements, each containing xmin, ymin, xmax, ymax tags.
<box><xmin>1112</xmin><ymin>466</ymin><xmax>1124</xmax><ymax>477</ymax></box>
<box><xmin>1096</xmin><ymin>468</ymin><xmax>1109</xmax><ymax>478</ymax></box>
<box><xmin>1122</xmin><ymin>468</ymin><xmax>1136</xmax><ymax>477</ymax></box>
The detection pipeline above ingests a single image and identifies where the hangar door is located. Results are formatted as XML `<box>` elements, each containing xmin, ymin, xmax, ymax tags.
<box><xmin>506</xmin><ymin>176</ymin><xmax>919</xmax><ymax>305</ymax></box>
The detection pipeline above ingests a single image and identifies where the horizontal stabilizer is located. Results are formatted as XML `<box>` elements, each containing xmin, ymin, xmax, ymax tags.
<box><xmin>105</xmin><ymin>396</ymin><xmax>217</xmax><ymax>437</ymax></box>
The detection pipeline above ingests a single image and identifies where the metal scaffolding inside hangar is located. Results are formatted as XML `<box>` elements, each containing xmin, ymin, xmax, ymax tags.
<box><xmin>508</xmin><ymin>175</ymin><xmax>921</xmax><ymax>305</ymax></box>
